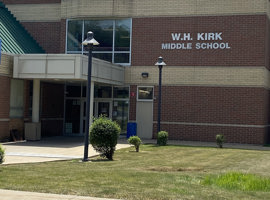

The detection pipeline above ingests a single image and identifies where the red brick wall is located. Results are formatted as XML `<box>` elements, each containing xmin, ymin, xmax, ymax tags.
<box><xmin>129</xmin><ymin>85</ymin><xmax>137</xmax><ymax>121</ymax></box>
<box><xmin>9</xmin><ymin>118</ymin><xmax>24</xmax><ymax>138</ymax></box>
<box><xmin>2</xmin><ymin>0</ymin><xmax>60</xmax><ymax>4</ymax></box>
<box><xmin>267</xmin><ymin>18</ymin><xmax>270</xmax><ymax>69</ymax></box>
<box><xmin>153</xmin><ymin>86</ymin><xmax>268</xmax><ymax>125</ymax></box>
<box><xmin>128</xmin><ymin>84</ymin><xmax>269</xmax><ymax>144</ymax></box>
<box><xmin>0</xmin><ymin>76</ymin><xmax>10</xmax><ymax>140</ymax></box>
<box><xmin>151</xmin><ymin>86</ymin><xmax>269</xmax><ymax>144</ymax></box>
<box><xmin>0</xmin><ymin>76</ymin><xmax>10</xmax><ymax>119</ymax></box>
<box><xmin>153</xmin><ymin>123</ymin><xmax>267</xmax><ymax>145</ymax></box>
<box><xmin>23</xmin><ymin>80</ymin><xmax>31</xmax><ymax>119</ymax></box>
<box><xmin>60</xmin><ymin>19</ymin><xmax>67</xmax><ymax>53</ymax></box>
<box><xmin>0</xmin><ymin>122</ymin><xmax>9</xmax><ymax>140</ymax></box>
<box><xmin>41</xmin><ymin>82</ymin><xmax>64</xmax><ymax>118</ymax></box>
<box><xmin>40</xmin><ymin>82</ymin><xmax>64</xmax><ymax>136</ymax></box>
<box><xmin>22</xmin><ymin>22</ymin><xmax>62</xmax><ymax>53</ymax></box>
<box><xmin>0</xmin><ymin>79</ymin><xmax>33</xmax><ymax>140</ymax></box>
<box><xmin>132</xmin><ymin>15</ymin><xmax>267</xmax><ymax>67</ymax></box>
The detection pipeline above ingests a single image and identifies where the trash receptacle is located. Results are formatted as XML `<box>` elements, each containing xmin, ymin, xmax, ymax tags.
<box><xmin>126</xmin><ymin>122</ymin><xmax>137</xmax><ymax>138</ymax></box>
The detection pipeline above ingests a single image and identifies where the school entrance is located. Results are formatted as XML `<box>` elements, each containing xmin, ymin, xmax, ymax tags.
<box><xmin>64</xmin><ymin>84</ymin><xmax>129</xmax><ymax>136</ymax></box>
<box><xmin>12</xmin><ymin>54</ymin><xmax>126</xmax><ymax>139</ymax></box>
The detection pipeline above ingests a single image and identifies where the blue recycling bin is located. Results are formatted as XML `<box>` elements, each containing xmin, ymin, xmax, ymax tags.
<box><xmin>126</xmin><ymin>122</ymin><xmax>137</xmax><ymax>138</ymax></box>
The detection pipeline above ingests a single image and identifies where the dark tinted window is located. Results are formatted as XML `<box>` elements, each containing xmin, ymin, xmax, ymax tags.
<box><xmin>67</xmin><ymin>20</ymin><xmax>82</xmax><ymax>51</ymax></box>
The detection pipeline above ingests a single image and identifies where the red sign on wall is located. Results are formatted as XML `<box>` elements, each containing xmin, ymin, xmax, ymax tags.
<box><xmin>130</xmin><ymin>92</ymin><xmax>135</xmax><ymax>97</ymax></box>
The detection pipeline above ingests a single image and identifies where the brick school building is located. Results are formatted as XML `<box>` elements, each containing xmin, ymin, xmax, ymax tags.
<box><xmin>0</xmin><ymin>0</ymin><xmax>270</xmax><ymax>144</ymax></box>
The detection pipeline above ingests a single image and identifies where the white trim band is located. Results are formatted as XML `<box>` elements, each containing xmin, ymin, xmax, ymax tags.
<box><xmin>153</xmin><ymin>121</ymin><xmax>268</xmax><ymax>128</ymax></box>
<box><xmin>0</xmin><ymin>119</ymin><xmax>10</xmax><ymax>122</ymax></box>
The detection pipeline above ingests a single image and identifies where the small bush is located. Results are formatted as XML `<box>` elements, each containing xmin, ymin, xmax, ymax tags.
<box><xmin>128</xmin><ymin>136</ymin><xmax>142</xmax><ymax>152</ymax></box>
<box><xmin>90</xmin><ymin>116</ymin><xmax>120</xmax><ymax>160</ymax></box>
<box><xmin>216</xmin><ymin>134</ymin><xmax>225</xmax><ymax>148</ymax></box>
<box><xmin>0</xmin><ymin>144</ymin><xmax>5</xmax><ymax>164</ymax></box>
<box><xmin>157</xmin><ymin>131</ymin><xmax>168</xmax><ymax>146</ymax></box>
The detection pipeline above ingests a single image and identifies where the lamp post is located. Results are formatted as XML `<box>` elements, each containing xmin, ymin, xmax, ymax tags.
<box><xmin>82</xmin><ymin>31</ymin><xmax>99</xmax><ymax>162</ymax></box>
<box><xmin>155</xmin><ymin>56</ymin><xmax>166</xmax><ymax>134</ymax></box>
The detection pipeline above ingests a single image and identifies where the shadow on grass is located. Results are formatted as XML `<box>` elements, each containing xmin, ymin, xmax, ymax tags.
<box><xmin>90</xmin><ymin>159</ymin><xmax>112</xmax><ymax>162</ymax></box>
<box><xmin>142</xmin><ymin>143</ymin><xmax>215</xmax><ymax>149</ymax></box>
<box><xmin>146</xmin><ymin>166</ymin><xmax>203</xmax><ymax>172</ymax></box>
<box><xmin>128</xmin><ymin>150</ymin><xmax>139</xmax><ymax>153</ymax></box>
<box><xmin>143</xmin><ymin>141</ymin><xmax>270</xmax><ymax>151</ymax></box>
<box><xmin>142</xmin><ymin>143</ymin><xmax>270</xmax><ymax>152</ymax></box>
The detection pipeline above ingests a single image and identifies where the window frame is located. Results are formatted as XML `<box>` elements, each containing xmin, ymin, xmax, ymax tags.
<box><xmin>137</xmin><ymin>86</ymin><xmax>154</xmax><ymax>102</ymax></box>
<box><xmin>66</xmin><ymin>18</ymin><xmax>132</xmax><ymax>66</ymax></box>
<box><xmin>9</xmin><ymin>79</ymin><xmax>24</xmax><ymax>118</ymax></box>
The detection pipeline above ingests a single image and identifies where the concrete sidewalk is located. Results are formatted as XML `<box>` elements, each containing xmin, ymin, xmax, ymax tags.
<box><xmin>0</xmin><ymin>189</ymin><xmax>121</xmax><ymax>200</ymax></box>
<box><xmin>2</xmin><ymin>136</ymin><xmax>131</xmax><ymax>164</ymax></box>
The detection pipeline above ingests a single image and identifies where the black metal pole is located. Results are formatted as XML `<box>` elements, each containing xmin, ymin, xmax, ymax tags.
<box><xmin>83</xmin><ymin>44</ymin><xmax>93</xmax><ymax>162</ymax></box>
<box><xmin>157</xmin><ymin>65</ymin><xmax>163</xmax><ymax>134</ymax></box>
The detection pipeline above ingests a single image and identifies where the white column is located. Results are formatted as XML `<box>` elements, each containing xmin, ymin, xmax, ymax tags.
<box><xmin>32</xmin><ymin>79</ymin><xmax>40</xmax><ymax>123</ymax></box>
<box><xmin>89</xmin><ymin>81</ymin><xmax>94</xmax><ymax>126</ymax></box>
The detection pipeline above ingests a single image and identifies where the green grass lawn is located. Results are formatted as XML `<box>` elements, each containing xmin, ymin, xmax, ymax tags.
<box><xmin>1</xmin><ymin>145</ymin><xmax>270</xmax><ymax>200</ymax></box>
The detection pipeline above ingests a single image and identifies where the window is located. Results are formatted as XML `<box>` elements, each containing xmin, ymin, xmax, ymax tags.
<box><xmin>67</xmin><ymin>20</ymin><xmax>82</xmax><ymax>52</ymax></box>
<box><xmin>10</xmin><ymin>79</ymin><xmax>24</xmax><ymax>118</ymax></box>
<box><xmin>84</xmin><ymin>20</ymin><xmax>113</xmax><ymax>52</ymax></box>
<box><xmin>94</xmin><ymin>85</ymin><xmax>112</xmax><ymax>98</ymax></box>
<box><xmin>137</xmin><ymin>87</ymin><xmax>154</xmax><ymax>101</ymax></box>
<box><xmin>66</xmin><ymin>19</ymin><xmax>131</xmax><ymax>65</ymax></box>
<box><xmin>112</xmin><ymin>100</ymin><xmax>129</xmax><ymax>133</ymax></box>
<box><xmin>66</xmin><ymin>85</ymin><xmax>81</xmax><ymax>97</ymax></box>
<box><xmin>113</xmin><ymin>87</ymin><xmax>129</xmax><ymax>98</ymax></box>
<box><xmin>112</xmin><ymin>86</ymin><xmax>129</xmax><ymax>134</ymax></box>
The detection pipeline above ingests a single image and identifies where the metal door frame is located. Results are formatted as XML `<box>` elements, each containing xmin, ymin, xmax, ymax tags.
<box><xmin>94</xmin><ymin>99</ymin><xmax>113</xmax><ymax>119</ymax></box>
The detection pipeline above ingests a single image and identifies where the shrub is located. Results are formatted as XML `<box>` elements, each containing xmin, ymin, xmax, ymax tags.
<box><xmin>157</xmin><ymin>131</ymin><xmax>168</xmax><ymax>146</ymax></box>
<box><xmin>90</xmin><ymin>116</ymin><xmax>120</xmax><ymax>160</ymax></box>
<box><xmin>216</xmin><ymin>134</ymin><xmax>225</xmax><ymax>148</ymax></box>
<box><xmin>0</xmin><ymin>144</ymin><xmax>5</xmax><ymax>164</ymax></box>
<box><xmin>128</xmin><ymin>136</ymin><xmax>142</xmax><ymax>152</ymax></box>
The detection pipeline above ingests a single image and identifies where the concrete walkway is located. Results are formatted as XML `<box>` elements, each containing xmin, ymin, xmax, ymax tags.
<box><xmin>2</xmin><ymin>136</ymin><xmax>131</xmax><ymax>165</ymax></box>
<box><xmin>0</xmin><ymin>189</ymin><xmax>120</xmax><ymax>200</ymax></box>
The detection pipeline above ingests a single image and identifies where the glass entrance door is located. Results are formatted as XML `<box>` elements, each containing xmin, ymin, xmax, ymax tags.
<box><xmin>65</xmin><ymin>99</ymin><xmax>81</xmax><ymax>135</ymax></box>
<box><xmin>64</xmin><ymin>98</ymin><xmax>87</xmax><ymax>136</ymax></box>
<box><xmin>112</xmin><ymin>100</ymin><xmax>129</xmax><ymax>134</ymax></box>
<box><xmin>98</xmin><ymin>102</ymin><xmax>111</xmax><ymax>118</ymax></box>
<box><xmin>94</xmin><ymin>101</ymin><xmax>112</xmax><ymax>118</ymax></box>
<box><xmin>81</xmin><ymin>100</ymin><xmax>86</xmax><ymax>135</ymax></box>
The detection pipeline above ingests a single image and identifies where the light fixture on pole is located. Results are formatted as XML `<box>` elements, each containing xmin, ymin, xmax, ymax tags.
<box><xmin>155</xmin><ymin>56</ymin><xmax>166</xmax><ymax>134</ymax></box>
<box><xmin>82</xmin><ymin>31</ymin><xmax>99</xmax><ymax>162</ymax></box>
